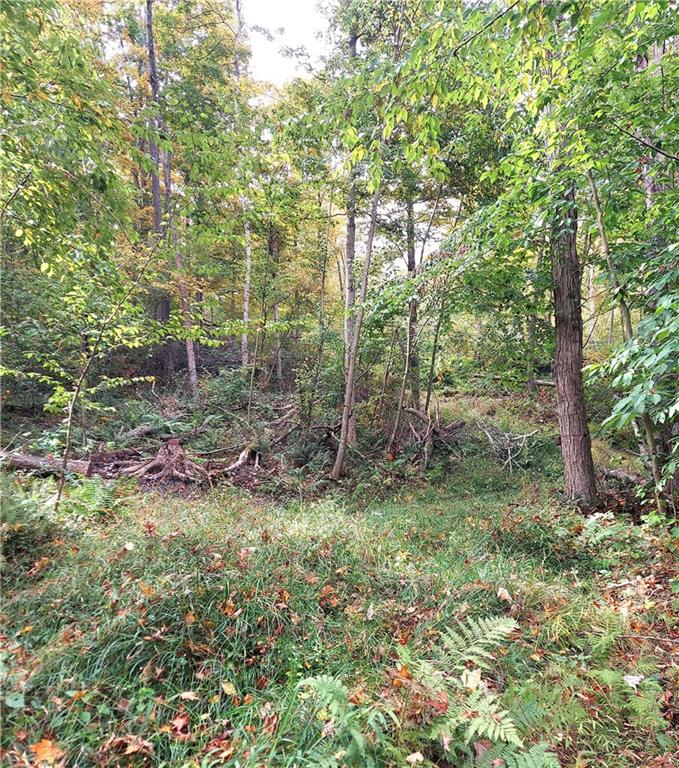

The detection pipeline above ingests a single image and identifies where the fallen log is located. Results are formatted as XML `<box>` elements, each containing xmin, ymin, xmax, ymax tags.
<box><xmin>0</xmin><ymin>451</ymin><xmax>91</xmax><ymax>476</ymax></box>
<box><xmin>600</xmin><ymin>467</ymin><xmax>646</xmax><ymax>485</ymax></box>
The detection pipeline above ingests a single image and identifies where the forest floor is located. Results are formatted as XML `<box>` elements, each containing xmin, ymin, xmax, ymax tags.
<box><xmin>2</xmin><ymin>396</ymin><xmax>678</xmax><ymax>767</ymax></box>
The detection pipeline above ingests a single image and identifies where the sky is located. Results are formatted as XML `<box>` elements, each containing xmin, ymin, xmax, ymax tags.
<box><xmin>244</xmin><ymin>0</ymin><xmax>328</xmax><ymax>86</ymax></box>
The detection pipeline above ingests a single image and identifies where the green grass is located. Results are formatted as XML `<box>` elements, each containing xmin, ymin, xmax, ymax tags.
<box><xmin>1</xmin><ymin>457</ymin><xmax>676</xmax><ymax>767</ymax></box>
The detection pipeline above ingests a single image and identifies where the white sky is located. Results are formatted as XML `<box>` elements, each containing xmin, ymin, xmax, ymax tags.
<box><xmin>243</xmin><ymin>0</ymin><xmax>328</xmax><ymax>85</ymax></box>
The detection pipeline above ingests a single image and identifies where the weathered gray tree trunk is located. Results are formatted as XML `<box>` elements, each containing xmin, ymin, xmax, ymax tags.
<box><xmin>550</xmin><ymin>183</ymin><xmax>597</xmax><ymax>505</ymax></box>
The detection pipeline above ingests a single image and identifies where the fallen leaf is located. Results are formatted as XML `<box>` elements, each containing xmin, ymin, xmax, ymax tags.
<box><xmin>406</xmin><ymin>752</ymin><xmax>424</xmax><ymax>764</ymax></box>
<box><xmin>623</xmin><ymin>674</ymin><xmax>644</xmax><ymax>690</ymax></box>
<box><xmin>171</xmin><ymin>713</ymin><xmax>190</xmax><ymax>739</ymax></box>
<box><xmin>31</xmin><ymin>739</ymin><xmax>65</xmax><ymax>766</ymax></box>
<box><xmin>497</xmin><ymin>586</ymin><xmax>512</xmax><ymax>603</ymax></box>
<box><xmin>221</xmin><ymin>681</ymin><xmax>237</xmax><ymax>696</ymax></box>
<box><xmin>462</xmin><ymin>667</ymin><xmax>482</xmax><ymax>690</ymax></box>
<box><xmin>474</xmin><ymin>739</ymin><xmax>493</xmax><ymax>759</ymax></box>
<box><xmin>180</xmin><ymin>691</ymin><xmax>200</xmax><ymax>701</ymax></box>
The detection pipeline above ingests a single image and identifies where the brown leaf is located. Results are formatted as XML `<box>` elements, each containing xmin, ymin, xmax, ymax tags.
<box><xmin>171</xmin><ymin>713</ymin><xmax>190</xmax><ymax>739</ymax></box>
<box><xmin>31</xmin><ymin>739</ymin><xmax>65</xmax><ymax>766</ymax></box>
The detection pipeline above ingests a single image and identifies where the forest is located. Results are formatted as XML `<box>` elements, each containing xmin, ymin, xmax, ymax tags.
<box><xmin>1</xmin><ymin>0</ymin><xmax>678</xmax><ymax>765</ymax></box>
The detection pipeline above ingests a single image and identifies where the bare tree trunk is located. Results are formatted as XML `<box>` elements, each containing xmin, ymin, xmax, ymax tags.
<box><xmin>587</xmin><ymin>170</ymin><xmax>666</xmax><ymax>514</ymax></box>
<box><xmin>241</xmin><ymin>214</ymin><xmax>252</xmax><ymax>367</ymax></box>
<box><xmin>145</xmin><ymin>0</ymin><xmax>162</xmax><ymax>233</ymax></box>
<box><xmin>174</xmin><ymin>229</ymin><xmax>198</xmax><ymax>397</ymax></box>
<box><xmin>268</xmin><ymin>225</ymin><xmax>283</xmax><ymax>387</ymax></box>
<box><xmin>343</xmin><ymin>30</ymin><xmax>358</xmax><ymax>447</ymax></box>
<box><xmin>550</xmin><ymin>183</ymin><xmax>597</xmax><ymax>505</ymax></box>
<box><xmin>587</xmin><ymin>263</ymin><xmax>596</xmax><ymax>345</ymax></box>
<box><xmin>405</xmin><ymin>190</ymin><xmax>420</xmax><ymax>408</ymax></box>
<box><xmin>425</xmin><ymin>293</ymin><xmax>445</xmax><ymax>413</ymax></box>
<box><xmin>332</xmin><ymin>191</ymin><xmax>380</xmax><ymax>480</ymax></box>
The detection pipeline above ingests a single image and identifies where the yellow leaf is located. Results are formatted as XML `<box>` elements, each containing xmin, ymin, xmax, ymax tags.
<box><xmin>221</xmin><ymin>681</ymin><xmax>237</xmax><ymax>696</ymax></box>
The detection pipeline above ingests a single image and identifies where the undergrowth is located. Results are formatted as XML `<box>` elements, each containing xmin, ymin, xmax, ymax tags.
<box><xmin>1</xmin><ymin>455</ymin><xmax>676</xmax><ymax>767</ymax></box>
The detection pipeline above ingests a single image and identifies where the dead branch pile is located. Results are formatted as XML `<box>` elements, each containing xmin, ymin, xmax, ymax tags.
<box><xmin>477</xmin><ymin>421</ymin><xmax>538</xmax><ymax>473</ymax></box>
<box><xmin>0</xmin><ymin>405</ymin><xmax>303</xmax><ymax>488</ymax></box>
<box><xmin>403</xmin><ymin>406</ymin><xmax>465</xmax><ymax>469</ymax></box>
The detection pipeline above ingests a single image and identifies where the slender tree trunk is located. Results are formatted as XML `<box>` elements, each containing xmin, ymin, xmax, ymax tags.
<box><xmin>587</xmin><ymin>263</ymin><xmax>596</xmax><ymax>345</ymax></box>
<box><xmin>269</xmin><ymin>225</ymin><xmax>283</xmax><ymax>387</ymax></box>
<box><xmin>241</xmin><ymin>214</ymin><xmax>252</xmax><ymax>367</ymax></box>
<box><xmin>332</xmin><ymin>191</ymin><xmax>380</xmax><ymax>480</ymax></box>
<box><xmin>146</xmin><ymin>0</ymin><xmax>162</xmax><ymax>233</ymax></box>
<box><xmin>587</xmin><ymin>170</ymin><xmax>666</xmax><ymax>513</ymax></box>
<box><xmin>550</xmin><ymin>183</ymin><xmax>597</xmax><ymax>505</ymax></box>
<box><xmin>306</xmin><ymin>192</ymin><xmax>333</xmax><ymax>425</ymax></box>
<box><xmin>173</xmin><ymin>229</ymin><xmax>198</xmax><ymax>397</ymax></box>
<box><xmin>343</xmin><ymin>30</ymin><xmax>358</xmax><ymax>446</ymax></box>
<box><xmin>425</xmin><ymin>293</ymin><xmax>445</xmax><ymax>413</ymax></box>
<box><xmin>235</xmin><ymin>1</ymin><xmax>252</xmax><ymax>369</ymax></box>
<box><xmin>405</xmin><ymin>190</ymin><xmax>420</xmax><ymax>408</ymax></box>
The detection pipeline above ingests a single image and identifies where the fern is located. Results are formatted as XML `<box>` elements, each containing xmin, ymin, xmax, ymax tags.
<box><xmin>298</xmin><ymin>674</ymin><xmax>350</xmax><ymax>716</ymax></box>
<box><xmin>465</xmin><ymin>742</ymin><xmax>560</xmax><ymax>768</ymax></box>
<box><xmin>409</xmin><ymin>615</ymin><xmax>560</xmax><ymax>767</ymax></box>
<box><xmin>440</xmin><ymin>615</ymin><xmax>518</xmax><ymax>670</ymax></box>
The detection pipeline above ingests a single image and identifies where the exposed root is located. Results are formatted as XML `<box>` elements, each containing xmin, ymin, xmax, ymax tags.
<box><xmin>118</xmin><ymin>439</ymin><xmax>209</xmax><ymax>484</ymax></box>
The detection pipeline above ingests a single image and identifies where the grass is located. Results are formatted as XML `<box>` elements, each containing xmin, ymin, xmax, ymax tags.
<box><xmin>2</xmin><ymin>449</ymin><xmax>677</xmax><ymax>767</ymax></box>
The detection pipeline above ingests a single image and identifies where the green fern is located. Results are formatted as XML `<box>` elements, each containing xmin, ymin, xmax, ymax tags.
<box><xmin>409</xmin><ymin>615</ymin><xmax>560</xmax><ymax>767</ymax></box>
<box><xmin>444</xmin><ymin>689</ymin><xmax>523</xmax><ymax>747</ymax></box>
<box><xmin>440</xmin><ymin>615</ymin><xmax>518</xmax><ymax>670</ymax></box>
<box><xmin>465</xmin><ymin>742</ymin><xmax>560</xmax><ymax>768</ymax></box>
<box><xmin>298</xmin><ymin>674</ymin><xmax>350</xmax><ymax>716</ymax></box>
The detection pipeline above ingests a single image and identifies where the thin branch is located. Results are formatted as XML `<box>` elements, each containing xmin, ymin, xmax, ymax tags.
<box><xmin>452</xmin><ymin>0</ymin><xmax>521</xmax><ymax>58</ymax></box>
<box><xmin>612</xmin><ymin>120</ymin><xmax>679</xmax><ymax>162</ymax></box>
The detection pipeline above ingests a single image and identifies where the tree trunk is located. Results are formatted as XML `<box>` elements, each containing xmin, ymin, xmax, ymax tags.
<box><xmin>2</xmin><ymin>451</ymin><xmax>92</xmax><ymax>476</ymax></box>
<box><xmin>145</xmin><ymin>0</ymin><xmax>162</xmax><ymax>233</ymax></box>
<box><xmin>550</xmin><ymin>183</ymin><xmax>597</xmax><ymax>505</ymax></box>
<box><xmin>405</xmin><ymin>190</ymin><xmax>420</xmax><ymax>408</ymax></box>
<box><xmin>343</xmin><ymin>30</ymin><xmax>358</xmax><ymax>446</ymax></box>
<box><xmin>587</xmin><ymin>263</ymin><xmax>596</xmax><ymax>345</ymax></box>
<box><xmin>425</xmin><ymin>293</ymin><xmax>445</xmax><ymax>413</ymax></box>
<box><xmin>241</xmin><ymin>214</ymin><xmax>252</xmax><ymax>367</ymax></box>
<box><xmin>174</xmin><ymin>231</ymin><xmax>198</xmax><ymax>397</ymax></box>
<box><xmin>332</xmin><ymin>191</ymin><xmax>380</xmax><ymax>480</ymax></box>
<box><xmin>269</xmin><ymin>225</ymin><xmax>283</xmax><ymax>386</ymax></box>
